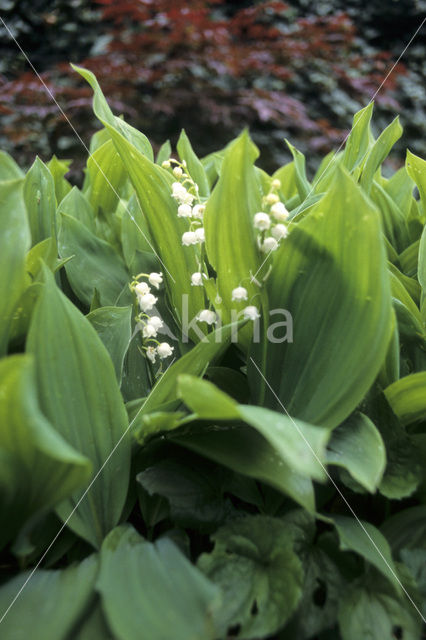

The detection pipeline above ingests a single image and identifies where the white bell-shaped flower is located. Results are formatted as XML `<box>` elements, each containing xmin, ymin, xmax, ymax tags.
<box><xmin>253</xmin><ymin>212</ymin><xmax>271</xmax><ymax>230</ymax></box>
<box><xmin>157</xmin><ymin>342</ymin><xmax>174</xmax><ymax>359</ymax></box>
<box><xmin>231</xmin><ymin>286</ymin><xmax>248</xmax><ymax>302</ymax></box>
<box><xmin>197</xmin><ymin>309</ymin><xmax>217</xmax><ymax>325</ymax></box>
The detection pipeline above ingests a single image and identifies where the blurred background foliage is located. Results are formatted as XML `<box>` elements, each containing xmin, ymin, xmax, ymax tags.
<box><xmin>0</xmin><ymin>0</ymin><xmax>425</xmax><ymax>178</ymax></box>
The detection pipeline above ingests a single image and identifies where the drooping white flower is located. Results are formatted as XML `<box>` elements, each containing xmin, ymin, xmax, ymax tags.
<box><xmin>253</xmin><ymin>212</ymin><xmax>271</xmax><ymax>230</ymax></box>
<box><xmin>271</xmin><ymin>178</ymin><xmax>281</xmax><ymax>189</ymax></box>
<box><xmin>260</xmin><ymin>237</ymin><xmax>278</xmax><ymax>253</ymax></box>
<box><xmin>243</xmin><ymin>305</ymin><xmax>260</xmax><ymax>321</ymax></box>
<box><xmin>191</xmin><ymin>272</ymin><xmax>205</xmax><ymax>286</ymax></box>
<box><xmin>173</xmin><ymin>166</ymin><xmax>183</xmax><ymax>178</ymax></box>
<box><xmin>172</xmin><ymin>182</ymin><xmax>186</xmax><ymax>198</ymax></box>
<box><xmin>138</xmin><ymin>292</ymin><xmax>158</xmax><ymax>312</ymax></box>
<box><xmin>146</xmin><ymin>346</ymin><xmax>157</xmax><ymax>363</ymax></box>
<box><xmin>197</xmin><ymin>309</ymin><xmax>217</xmax><ymax>325</ymax></box>
<box><xmin>192</xmin><ymin>204</ymin><xmax>205</xmax><ymax>219</ymax></box>
<box><xmin>231</xmin><ymin>286</ymin><xmax>248</xmax><ymax>302</ymax></box>
<box><xmin>143</xmin><ymin>323</ymin><xmax>158</xmax><ymax>338</ymax></box>
<box><xmin>134</xmin><ymin>281</ymin><xmax>150</xmax><ymax>296</ymax></box>
<box><xmin>180</xmin><ymin>191</ymin><xmax>195</xmax><ymax>206</ymax></box>
<box><xmin>148</xmin><ymin>316</ymin><xmax>163</xmax><ymax>330</ymax></box>
<box><xmin>177</xmin><ymin>203</ymin><xmax>192</xmax><ymax>218</ymax></box>
<box><xmin>271</xmin><ymin>224</ymin><xmax>288</xmax><ymax>240</ymax></box>
<box><xmin>148</xmin><ymin>272</ymin><xmax>163</xmax><ymax>289</ymax></box>
<box><xmin>182</xmin><ymin>231</ymin><xmax>198</xmax><ymax>246</ymax></box>
<box><xmin>270</xmin><ymin>201</ymin><xmax>289</xmax><ymax>221</ymax></box>
<box><xmin>194</xmin><ymin>227</ymin><xmax>205</xmax><ymax>243</ymax></box>
<box><xmin>162</xmin><ymin>160</ymin><xmax>171</xmax><ymax>169</ymax></box>
<box><xmin>265</xmin><ymin>193</ymin><xmax>279</xmax><ymax>205</ymax></box>
<box><xmin>157</xmin><ymin>342</ymin><xmax>174</xmax><ymax>359</ymax></box>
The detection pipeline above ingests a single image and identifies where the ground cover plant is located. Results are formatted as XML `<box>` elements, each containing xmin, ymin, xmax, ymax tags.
<box><xmin>0</xmin><ymin>66</ymin><xmax>425</xmax><ymax>639</ymax></box>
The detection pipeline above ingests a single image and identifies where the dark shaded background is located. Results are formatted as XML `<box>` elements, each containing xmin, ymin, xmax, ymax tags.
<box><xmin>0</xmin><ymin>0</ymin><xmax>425</xmax><ymax>178</ymax></box>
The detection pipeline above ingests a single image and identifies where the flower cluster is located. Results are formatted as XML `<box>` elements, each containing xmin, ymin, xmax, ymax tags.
<box><xmin>130</xmin><ymin>271</ymin><xmax>174</xmax><ymax>366</ymax></box>
<box><xmin>253</xmin><ymin>179</ymin><xmax>289</xmax><ymax>253</ymax></box>
<box><xmin>162</xmin><ymin>158</ymin><xmax>206</xmax><ymax>248</ymax></box>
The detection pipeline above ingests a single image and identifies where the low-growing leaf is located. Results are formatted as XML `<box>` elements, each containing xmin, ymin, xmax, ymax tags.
<box><xmin>197</xmin><ymin>515</ymin><xmax>304</xmax><ymax>639</ymax></box>
<box><xmin>87</xmin><ymin>305</ymin><xmax>132</xmax><ymax>383</ymax></box>
<box><xmin>0</xmin><ymin>555</ymin><xmax>98</xmax><ymax>640</ymax></box>
<box><xmin>326</xmin><ymin>413</ymin><xmax>386</xmax><ymax>493</ymax></box>
<box><xmin>96</xmin><ymin>525</ymin><xmax>221</xmax><ymax>640</ymax></box>
<box><xmin>384</xmin><ymin>372</ymin><xmax>426</xmax><ymax>426</ymax></box>
<box><xmin>23</xmin><ymin>157</ymin><xmax>57</xmax><ymax>245</ymax></box>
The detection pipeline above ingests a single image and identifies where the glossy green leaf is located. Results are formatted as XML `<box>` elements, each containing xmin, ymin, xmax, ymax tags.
<box><xmin>57</xmin><ymin>186</ymin><xmax>96</xmax><ymax>231</ymax></box>
<box><xmin>47</xmin><ymin>155</ymin><xmax>72</xmax><ymax>203</ymax></box>
<box><xmin>406</xmin><ymin>150</ymin><xmax>426</xmax><ymax>218</ymax></box>
<box><xmin>178</xmin><ymin>375</ymin><xmax>330</xmax><ymax>481</ymax></box>
<box><xmin>74</xmin><ymin>65</ymin><xmax>204</xmax><ymax>332</ymax></box>
<box><xmin>384</xmin><ymin>372</ymin><xmax>426</xmax><ymax>426</ymax></box>
<box><xmin>418</xmin><ymin>225</ymin><xmax>426</xmax><ymax>297</ymax></box>
<box><xmin>87</xmin><ymin>305</ymin><xmax>132</xmax><ymax>384</ymax></box>
<box><xmin>285</xmin><ymin>139</ymin><xmax>311</xmax><ymax>199</ymax></box>
<box><xmin>0</xmin><ymin>556</ymin><xmax>98</xmax><ymax>640</ymax></box>
<box><xmin>382</xmin><ymin>506</ymin><xmax>426</xmax><ymax>552</ymax></box>
<box><xmin>141</xmin><ymin>321</ymin><xmax>243</xmax><ymax>414</ymax></box>
<box><xmin>85</xmin><ymin>139</ymin><xmax>128</xmax><ymax>216</ymax></box>
<box><xmin>331</xmin><ymin>515</ymin><xmax>402</xmax><ymax>593</ymax></box>
<box><xmin>23</xmin><ymin>157</ymin><xmax>57</xmax><ymax>245</ymax></box>
<box><xmin>250</xmin><ymin>168</ymin><xmax>392</xmax><ymax>428</ymax></box>
<box><xmin>198</xmin><ymin>515</ymin><xmax>303</xmax><ymax>638</ymax></box>
<box><xmin>0</xmin><ymin>179</ymin><xmax>30</xmax><ymax>356</ymax></box>
<box><xmin>326</xmin><ymin>413</ymin><xmax>386</xmax><ymax>493</ymax></box>
<box><xmin>27</xmin><ymin>268</ymin><xmax>130</xmax><ymax>547</ymax></box>
<box><xmin>0</xmin><ymin>150</ymin><xmax>24</xmax><ymax>181</ymax></box>
<box><xmin>0</xmin><ymin>355</ymin><xmax>91</xmax><ymax>547</ymax></box>
<box><xmin>177</xmin><ymin>129</ymin><xmax>210</xmax><ymax>198</ymax></box>
<box><xmin>203</xmin><ymin>131</ymin><xmax>265</xmax><ymax>346</ymax></box>
<box><xmin>155</xmin><ymin>139</ymin><xmax>172</xmax><ymax>165</ymax></box>
<box><xmin>360</xmin><ymin>116</ymin><xmax>403</xmax><ymax>193</ymax></box>
<box><xmin>172</xmin><ymin>425</ymin><xmax>316</xmax><ymax>512</ymax></box>
<box><xmin>58</xmin><ymin>213</ymin><xmax>130</xmax><ymax>307</ymax></box>
<box><xmin>97</xmin><ymin>525</ymin><xmax>220</xmax><ymax>640</ymax></box>
<box><xmin>342</xmin><ymin>103</ymin><xmax>374</xmax><ymax>172</ymax></box>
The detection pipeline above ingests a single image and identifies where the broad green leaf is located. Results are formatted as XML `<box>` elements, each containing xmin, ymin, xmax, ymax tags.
<box><xmin>58</xmin><ymin>213</ymin><xmax>130</xmax><ymax>307</ymax></box>
<box><xmin>406</xmin><ymin>150</ymin><xmax>426</xmax><ymax>218</ymax></box>
<box><xmin>0</xmin><ymin>355</ymin><xmax>91</xmax><ymax>547</ymax></box>
<box><xmin>382</xmin><ymin>506</ymin><xmax>426</xmax><ymax>552</ymax></box>
<box><xmin>197</xmin><ymin>515</ymin><xmax>303</xmax><ymax>638</ymax></box>
<box><xmin>141</xmin><ymin>321</ymin><xmax>243</xmax><ymax>413</ymax></box>
<box><xmin>342</xmin><ymin>102</ymin><xmax>374</xmax><ymax>172</ymax></box>
<box><xmin>360</xmin><ymin>116</ymin><xmax>403</xmax><ymax>193</ymax></box>
<box><xmin>177</xmin><ymin>129</ymin><xmax>210</xmax><ymax>198</ymax></box>
<box><xmin>23</xmin><ymin>157</ymin><xmax>57</xmax><ymax>245</ymax></box>
<box><xmin>285</xmin><ymin>139</ymin><xmax>311</xmax><ymax>199</ymax></box>
<box><xmin>399</xmin><ymin>239</ymin><xmax>419</xmax><ymax>277</ymax></box>
<box><xmin>57</xmin><ymin>186</ymin><xmax>96</xmax><ymax>231</ymax></box>
<box><xmin>249</xmin><ymin>168</ymin><xmax>392</xmax><ymax>428</ymax></box>
<box><xmin>87</xmin><ymin>305</ymin><xmax>132</xmax><ymax>384</ymax></box>
<box><xmin>370</xmin><ymin>180</ymin><xmax>409</xmax><ymax>252</ymax></box>
<box><xmin>400</xmin><ymin>548</ymin><xmax>426</xmax><ymax>618</ymax></box>
<box><xmin>27</xmin><ymin>269</ymin><xmax>130</xmax><ymax>547</ymax></box>
<box><xmin>97</xmin><ymin>525</ymin><xmax>220</xmax><ymax>640</ymax></box>
<box><xmin>204</xmin><ymin>131</ymin><xmax>265</xmax><ymax>335</ymax></box>
<box><xmin>384</xmin><ymin>372</ymin><xmax>426</xmax><ymax>426</ymax></box>
<box><xmin>331</xmin><ymin>515</ymin><xmax>402</xmax><ymax>593</ymax></box>
<box><xmin>326</xmin><ymin>413</ymin><xmax>386</xmax><ymax>493</ymax></box>
<box><xmin>0</xmin><ymin>556</ymin><xmax>98</xmax><ymax>640</ymax></box>
<box><xmin>155</xmin><ymin>139</ymin><xmax>172</xmax><ymax>165</ymax></box>
<box><xmin>172</xmin><ymin>425</ymin><xmax>316</xmax><ymax>512</ymax></box>
<box><xmin>0</xmin><ymin>179</ymin><xmax>31</xmax><ymax>356</ymax></box>
<box><xmin>73</xmin><ymin>601</ymin><xmax>114</xmax><ymax>640</ymax></box>
<box><xmin>73</xmin><ymin>65</ymin><xmax>204</xmax><ymax>333</ymax></box>
<box><xmin>338</xmin><ymin>577</ymin><xmax>422</xmax><ymax>640</ymax></box>
<box><xmin>178</xmin><ymin>375</ymin><xmax>330</xmax><ymax>481</ymax></box>
<box><xmin>85</xmin><ymin>139</ymin><xmax>128</xmax><ymax>216</ymax></box>
<box><xmin>418</xmin><ymin>225</ymin><xmax>426</xmax><ymax>296</ymax></box>
<box><xmin>47</xmin><ymin>155</ymin><xmax>72</xmax><ymax>203</ymax></box>
<box><xmin>0</xmin><ymin>150</ymin><xmax>24</xmax><ymax>181</ymax></box>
